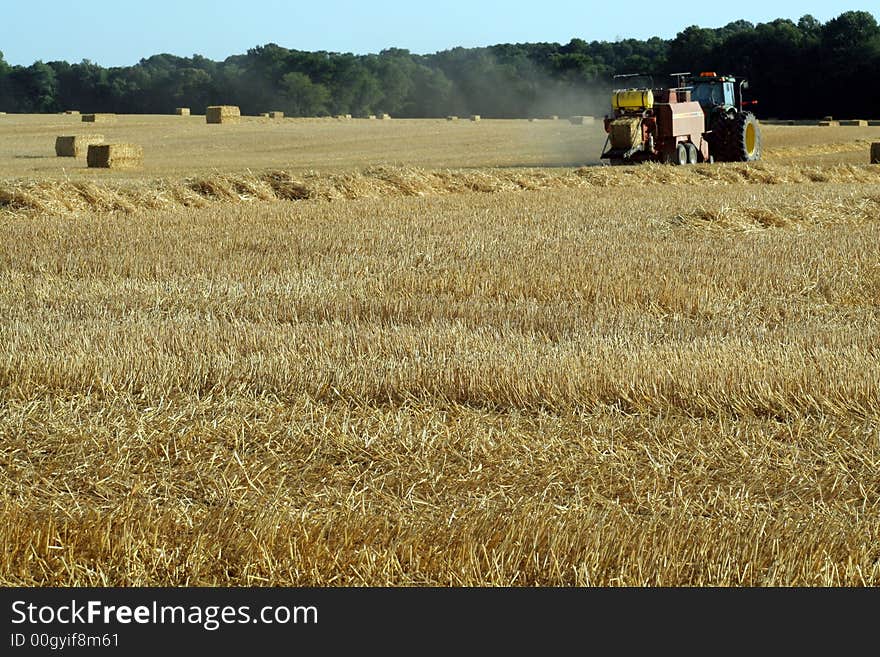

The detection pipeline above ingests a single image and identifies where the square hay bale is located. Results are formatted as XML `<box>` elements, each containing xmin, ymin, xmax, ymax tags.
<box><xmin>839</xmin><ymin>119</ymin><xmax>867</xmax><ymax>127</ymax></box>
<box><xmin>175</xmin><ymin>107</ymin><xmax>191</xmax><ymax>116</ymax></box>
<box><xmin>87</xmin><ymin>143</ymin><xmax>143</xmax><ymax>169</ymax></box>
<box><xmin>377</xmin><ymin>113</ymin><xmax>391</xmax><ymax>120</ymax></box>
<box><xmin>206</xmin><ymin>105</ymin><xmax>241</xmax><ymax>124</ymax></box>
<box><xmin>366</xmin><ymin>114</ymin><xmax>376</xmax><ymax>120</ymax></box>
<box><xmin>610</xmin><ymin>119</ymin><xmax>641</xmax><ymax>147</ymax></box>
<box><xmin>64</xmin><ymin>110</ymin><xmax>80</xmax><ymax>115</ymax></box>
<box><xmin>55</xmin><ymin>134</ymin><xmax>105</xmax><ymax>158</ymax></box>
<box><xmin>82</xmin><ymin>113</ymin><xmax>116</xmax><ymax>123</ymax></box>
<box><xmin>818</xmin><ymin>120</ymin><xmax>839</xmax><ymax>127</ymax></box>
<box><xmin>871</xmin><ymin>143</ymin><xmax>880</xmax><ymax>164</ymax></box>
<box><xmin>548</xmin><ymin>115</ymin><xmax>559</xmax><ymax>120</ymax></box>
<box><xmin>470</xmin><ymin>114</ymin><xmax>481</xmax><ymax>122</ymax></box>
<box><xmin>446</xmin><ymin>115</ymin><xmax>459</xmax><ymax>121</ymax></box>
<box><xmin>569</xmin><ymin>115</ymin><xmax>595</xmax><ymax>125</ymax></box>
<box><xmin>269</xmin><ymin>111</ymin><xmax>284</xmax><ymax>119</ymax></box>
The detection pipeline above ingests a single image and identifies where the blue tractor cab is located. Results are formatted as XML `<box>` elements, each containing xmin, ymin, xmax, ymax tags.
<box><xmin>692</xmin><ymin>77</ymin><xmax>736</xmax><ymax>110</ymax></box>
<box><xmin>689</xmin><ymin>72</ymin><xmax>745</xmax><ymax>114</ymax></box>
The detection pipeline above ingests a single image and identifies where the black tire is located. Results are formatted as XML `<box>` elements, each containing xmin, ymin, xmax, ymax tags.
<box><xmin>685</xmin><ymin>142</ymin><xmax>699</xmax><ymax>164</ymax></box>
<box><xmin>707</xmin><ymin>112</ymin><xmax>734</xmax><ymax>162</ymax></box>
<box><xmin>728</xmin><ymin>111</ymin><xmax>762</xmax><ymax>161</ymax></box>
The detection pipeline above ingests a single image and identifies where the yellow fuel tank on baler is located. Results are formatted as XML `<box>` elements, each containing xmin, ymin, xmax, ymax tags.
<box><xmin>612</xmin><ymin>90</ymin><xmax>654</xmax><ymax>111</ymax></box>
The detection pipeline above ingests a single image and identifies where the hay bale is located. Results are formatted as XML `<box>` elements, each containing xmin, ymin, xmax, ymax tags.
<box><xmin>470</xmin><ymin>115</ymin><xmax>481</xmax><ymax>122</ymax></box>
<box><xmin>377</xmin><ymin>113</ymin><xmax>391</xmax><ymax>120</ymax></box>
<box><xmin>55</xmin><ymin>134</ymin><xmax>105</xmax><ymax>158</ymax></box>
<box><xmin>569</xmin><ymin>115</ymin><xmax>595</xmax><ymax>125</ymax></box>
<box><xmin>82</xmin><ymin>113</ymin><xmax>116</xmax><ymax>123</ymax></box>
<box><xmin>86</xmin><ymin>143</ymin><xmax>143</xmax><ymax>169</ymax></box>
<box><xmin>64</xmin><ymin>110</ymin><xmax>80</xmax><ymax>115</ymax></box>
<box><xmin>446</xmin><ymin>116</ymin><xmax>459</xmax><ymax>121</ymax></box>
<box><xmin>258</xmin><ymin>113</ymin><xmax>270</xmax><ymax>117</ymax></box>
<box><xmin>818</xmin><ymin>120</ymin><xmax>839</xmax><ymax>127</ymax></box>
<box><xmin>871</xmin><ymin>143</ymin><xmax>880</xmax><ymax>164</ymax></box>
<box><xmin>839</xmin><ymin>120</ymin><xmax>867</xmax><ymax>127</ymax></box>
<box><xmin>206</xmin><ymin>105</ymin><xmax>241</xmax><ymax>124</ymax></box>
<box><xmin>548</xmin><ymin>115</ymin><xmax>559</xmax><ymax>120</ymax></box>
<box><xmin>175</xmin><ymin>107</ymin><xmax>191</xmax><ymax>116</ymax></box>
<box><xmin>269</xmin><ymin>111</ymin><xmax>284</xmax><ymax>119</ymax></box>
<box><xmin>367</xmin><ymin>114</ymin><xmax>376</xmax><ymax>120</ymax></box>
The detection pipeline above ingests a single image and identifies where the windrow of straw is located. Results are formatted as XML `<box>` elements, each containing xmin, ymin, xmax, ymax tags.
<box><xmin>672</xmin><ymin>194</ymin><xmax>880</xmax><ymax>231</ymax></box>
<box><xmin>763</xmin><ymin>139</ymin><xmax>875</xmax><ymax>159</ymax></box>
<box><xmin>4</xmin><ymin>162</ymin><xmax>880</xmax><ymax>217</ymax></box>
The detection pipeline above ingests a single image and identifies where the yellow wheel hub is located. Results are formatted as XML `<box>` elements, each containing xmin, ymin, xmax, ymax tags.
<box><xmin>745</xmin><ymin>123</ymin><xmax>756</xmax><ymax>155</ymax></box>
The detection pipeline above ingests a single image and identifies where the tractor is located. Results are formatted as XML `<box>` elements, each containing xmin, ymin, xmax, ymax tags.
<box><xmin>600</xmin><ymin>72</ymin><xmax>762</xmax><ymax>165</ymax></box>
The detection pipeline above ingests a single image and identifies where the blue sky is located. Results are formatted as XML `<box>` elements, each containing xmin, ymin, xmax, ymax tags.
<box><xmin>1</xmin><ymin>1</ymin><xmax>873</xmax><ymax>66</ymax></box>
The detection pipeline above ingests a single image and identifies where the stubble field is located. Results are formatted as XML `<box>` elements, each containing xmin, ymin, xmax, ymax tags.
<box><xmin>1</xmin><ymin>114</ymin><xmax>879</xmax><ymax>585</ymax></box>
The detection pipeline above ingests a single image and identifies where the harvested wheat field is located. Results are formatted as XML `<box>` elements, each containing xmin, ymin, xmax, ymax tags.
<box><xmin>1</xmin><ymin>115</ymin><xmax>880</xmax><ymax>586</ymax></box>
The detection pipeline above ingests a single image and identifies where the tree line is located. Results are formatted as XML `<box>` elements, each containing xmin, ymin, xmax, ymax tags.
<box><xmin>0</xmin><ymin>10</ymin><xmax>877</xmax><ymax>120</ymax></box>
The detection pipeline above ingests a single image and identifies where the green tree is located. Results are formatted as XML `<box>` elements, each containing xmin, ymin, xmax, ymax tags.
<box><xmin>10</xmin><ymin>61</ymin><xmax>58</xmax><ymax>112</ymax></box>
<box><xmin>666</xmin><ymin>26</ymin><xmax>721</xmax><ymax>73</ymax></box>
<box><xmin>281</xmin><ymin>72</ymin><xmax>330</xmax><ymax>116</ymax></box>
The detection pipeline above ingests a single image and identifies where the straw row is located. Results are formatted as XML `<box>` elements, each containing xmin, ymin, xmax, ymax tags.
<box><xmin>3</xmin><ymin>162</ymin><xmax>880</xmax><ymax>217</ymax></box>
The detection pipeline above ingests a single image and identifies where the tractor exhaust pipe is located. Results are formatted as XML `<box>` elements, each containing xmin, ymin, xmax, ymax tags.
<box><xmin>737</xmin><ymin>79</ymin><xmax>749</xmax><ymax>113</ymax></box>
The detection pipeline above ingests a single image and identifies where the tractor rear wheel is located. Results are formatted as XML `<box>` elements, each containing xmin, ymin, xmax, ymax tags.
<box><xmin>708</xmin><ymin>113</ymin><xmax>734</xmax><ymax>161</ymax></box>
<box><xmin>728</xmin><ymin>112</ymin><xmax>762</xmax><ymax>161</ymax></box>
